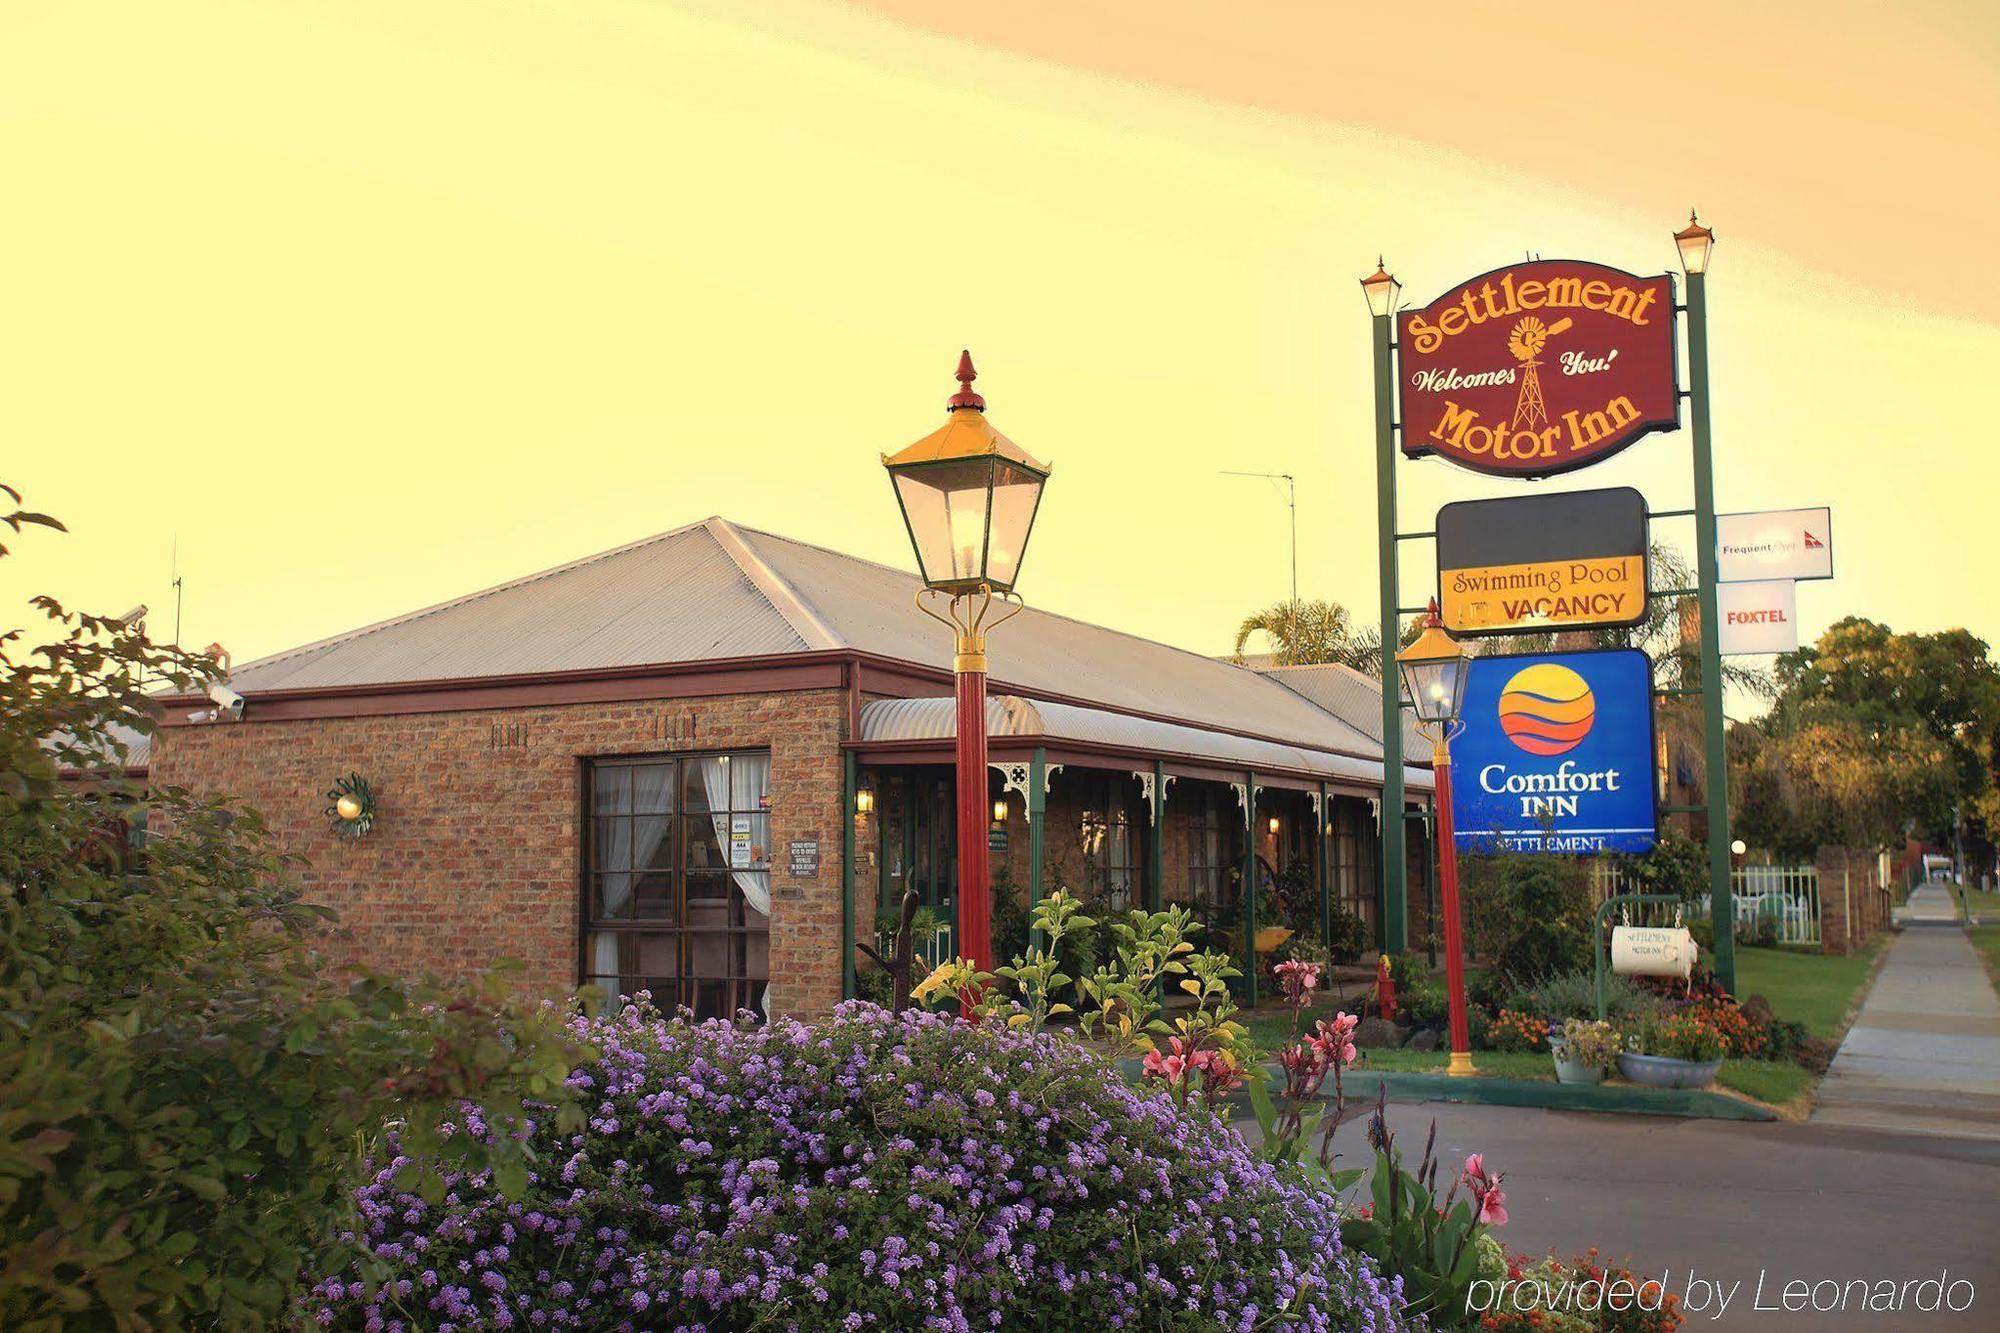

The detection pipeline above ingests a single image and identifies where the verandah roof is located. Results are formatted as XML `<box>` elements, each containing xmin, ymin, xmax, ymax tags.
<box><xmin>856</xmin><ymin>695</ymin><xmax>1433</xmax><ymax>793</ymax></box>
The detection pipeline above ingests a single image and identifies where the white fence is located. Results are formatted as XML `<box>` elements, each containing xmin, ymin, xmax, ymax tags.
<box><xmin>1589</xmin><ymin>862</ymin><xmax>1821</xmax><ymax>947</ymax></box>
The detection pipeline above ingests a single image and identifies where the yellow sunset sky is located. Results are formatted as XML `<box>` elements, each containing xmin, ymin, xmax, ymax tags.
<box><xmin>3</xmin><ymin>1</ymin><xmax>1997</xmax><ymax>705</ymax></box>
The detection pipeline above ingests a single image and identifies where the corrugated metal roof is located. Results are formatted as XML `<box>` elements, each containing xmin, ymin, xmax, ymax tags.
<box><xmin>859</xmin><ymin>695</ymin><xmax>1432</xmax><ymax>790</ymax></box>
<box><xmin>229</xmin><ymin>519</ymin><xmax>810</xmax><ymax>692</ymax></box>
<box><xmin>735</xmin><ymin>526</ymin><xmax>1386</xmax><ymax>759</ymax></box>
<box><xmin>1255</xmin><ymin>661</ymin><xmax>1429</xmax><ymax>756</ymax></box>
<box><xmin>49</xmin><ymin>721</ymin><xmax>151</xmax><ymax>775</ymax></box>
<box><xmin>219</xmin><ymin>517</ymin><xmax>1420</xmax><ymax>778</ymax></box>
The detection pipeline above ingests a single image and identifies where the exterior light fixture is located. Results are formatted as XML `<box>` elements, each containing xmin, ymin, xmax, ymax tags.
<box><xmin>1397</xmin><ymin>605</ymin><xmax>1471</xmax><ymax>727</ymax></box>
<box><xmin>1731</xmin><ymin>838</ymin><xmax>1747</xmax><ymax>857</ymax></box>
<box><xmin>324</xmin><ymin>773</ymin><xmax>377</xmax><ymax>840</ymax></box>
<box><xmin>1674</xmin><ymin>210</ymin><xmax>1715</xmax><ymax>276</ymax></box>
<box><xmin>882</xmin><ymin>352</ymin><xmax>1052</xmax><ymax>980</ymax></box>
<box><xmin>882</xmin><ymin>352</ymin><xmax>1051</xmax><ymax>596</ymax></box>
<box><xmin>855</xmin><ymin>787</ymin><xmax>875</xmax><ymax>815</ymax></box>
<box><xmin>1268</xmin><ymin>816</ymin><xmax>1281</xmax><ymax>835</ymax></box>
<box><xmin>1395</xmin><ymin>601</ymin><xmax>1475</xmax><ymax>1077</ymax></box>
<box><xmin>1360</xmin><ymin>258</ymin><xmax>1402</xmax><ymax>319</ymax></box>
<box><xmin>992</xmin><ymin>799</ymin><xmax>1009</xmax><ymax>825</ymax></box>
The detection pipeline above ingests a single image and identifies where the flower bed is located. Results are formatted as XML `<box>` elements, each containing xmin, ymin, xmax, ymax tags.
<box><xmin>310</xmin><ymin>1000</ymin><xmax>1416</xmax><ymax>1331</ymax></box>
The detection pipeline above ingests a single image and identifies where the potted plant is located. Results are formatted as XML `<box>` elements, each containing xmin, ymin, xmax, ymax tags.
<box><xmin>1617</xmin><ymin>1010</ymin><xmax>1726</xmax><ymax>1089</ymax></box>
<box><xmin>1548</xmin><ymin>1017</ymin><xmax>1619</xmax><ymax>1085</ymax></box>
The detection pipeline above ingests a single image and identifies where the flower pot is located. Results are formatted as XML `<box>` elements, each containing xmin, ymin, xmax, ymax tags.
<box><xmin>1550</xmin><ymin>1046</ymin><xmax>1606</xmax><ymax>1085</ymax></box>
<box><xmin>1616</xmin><ymin>1051</ymin><xmax>1722</xmax><ymax>1089</ymax></box>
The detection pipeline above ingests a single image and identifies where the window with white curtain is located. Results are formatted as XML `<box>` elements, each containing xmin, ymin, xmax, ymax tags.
<box><xmin>583</xmin><ymin>751</ymin><xmax>771</xmax><ymax>1019</ymax></box>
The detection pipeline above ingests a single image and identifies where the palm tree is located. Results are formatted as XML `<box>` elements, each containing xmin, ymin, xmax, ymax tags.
<box><xmin>1233</xmin><ymin>599</ymin><xmax>1361</xmax><ymax>668</ymax></box>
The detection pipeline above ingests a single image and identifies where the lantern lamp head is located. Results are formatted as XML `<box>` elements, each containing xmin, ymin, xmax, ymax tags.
<box><xmin>992</xmin><ymin>799</ymin><xmax>1009</xmax><ymax>824</ymax></box>
<box><xmin>855</xmin><ymin>787</ymin><xmax>875</xmax><ymax>815</ymax></box>
<box><xmin>1360</xmin><ymin>257</ymin><xmax>1402</xmax><ymax>318</ymax></box>
<box><xmin>882</xmin><ymin>351</ymin><xmax>1052</xmax><ymax>596</ymax></box>
<box><xmin>1396</xmin><ymin>600</ymin><xmax>1470</xmax><ymax>727</ymax></box>
<box><xmin>1267</xmin><ymin>815</ymin><xmax>1281</xmax><ymax>835</ymax></box>
<box><xmin>1674</xmin><ymin>210</ymin><xmax>1715</xmax><ymax>275</ymax></box>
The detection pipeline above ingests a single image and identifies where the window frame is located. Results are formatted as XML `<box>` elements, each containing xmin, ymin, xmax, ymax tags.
<box><xmin>578</xmin><ymin>749</ymin><xmax>774</xmax><ymax>1018</ymax></box>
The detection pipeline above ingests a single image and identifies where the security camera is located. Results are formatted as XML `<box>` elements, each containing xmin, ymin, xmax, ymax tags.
<box><xmin>206</xmin><ymin>682</ymin><xmax>245</xmax><ymax>720</ymax></box>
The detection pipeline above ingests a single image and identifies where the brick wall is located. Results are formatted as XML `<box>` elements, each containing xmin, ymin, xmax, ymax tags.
<box><xmin>150</xmin><ymin>690</ymin><xmax>849</xmax><ymax>1017</ymax></box>
<box><xmin>1815</xmin><ymin>844</ymin><xmax>1894</xmax><ymax>956</ymax></box>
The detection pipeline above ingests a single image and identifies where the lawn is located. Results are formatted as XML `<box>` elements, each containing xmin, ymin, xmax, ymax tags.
<box><xmin>1953</xmin><ymin>888</ymin><xmax>2000</xmax><ymax>996</ymax></box>
<box><xmin>1732</xmin><ymin>936</ymin><xmax>1889</xmax><ymax>1039</ymax></box>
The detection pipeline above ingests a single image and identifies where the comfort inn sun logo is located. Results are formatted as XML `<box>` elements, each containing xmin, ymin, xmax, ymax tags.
<box><xmin>1498</xmin><ymin>663</ymin><xmax>1596</xmax><ymax>756</ymax></box>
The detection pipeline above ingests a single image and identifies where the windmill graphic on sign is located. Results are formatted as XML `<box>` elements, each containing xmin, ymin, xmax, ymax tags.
<box><xmin>1507</xmin><ymin>315</ymin><xmax>1573</xmax><ymax>428</ymax></box>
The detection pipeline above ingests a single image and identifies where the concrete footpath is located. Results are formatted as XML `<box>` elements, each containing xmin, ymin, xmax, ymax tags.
<box><xmin>1810</xmin><ymin>893</ymin><xmax>2000</xmax><ymax>1140</ymax></box>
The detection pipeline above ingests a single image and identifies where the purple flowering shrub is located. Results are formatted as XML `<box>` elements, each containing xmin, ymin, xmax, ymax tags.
<box><xmin>312</xmin><ymin>1000</ymin><xmax>1416</xmax><ymax>1332</ymax></box>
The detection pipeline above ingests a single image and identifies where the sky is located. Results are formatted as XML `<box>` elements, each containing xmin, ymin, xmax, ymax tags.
<box><xmin>3</xmin><ymin>0</ymin><xmax>1996</xmax><ymax>713</ymax></box>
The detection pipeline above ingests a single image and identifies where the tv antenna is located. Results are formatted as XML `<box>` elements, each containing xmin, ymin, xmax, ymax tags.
<box><xmin>170</xmin><ymin>535</ymin><xmax>184</xmax><ymax>647</ymax></box>
<box><xmin>1221</xmin><ymin>470</ymin><xmax>1297</xmax><ymax>603</ymax></box>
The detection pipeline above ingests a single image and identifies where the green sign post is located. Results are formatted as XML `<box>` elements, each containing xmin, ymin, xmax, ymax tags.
<box><xmin>1681</xmin><ymin>220</ymin><xmax>1737</xmax><ymax>994</ymax></box>
<box><xmin>1364</xmin><ymin>262</ymin><xmax>1409</xmax><ymax>955</ymax></box>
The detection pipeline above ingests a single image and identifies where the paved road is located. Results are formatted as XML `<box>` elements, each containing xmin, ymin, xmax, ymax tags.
<box><xmin>1240</xmin><ymin>1101</ymin><xmax>2000</xmax><ymax>1330</ymax></box>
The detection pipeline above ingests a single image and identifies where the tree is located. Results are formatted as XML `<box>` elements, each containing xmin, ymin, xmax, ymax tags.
<box><xmin>1233</xmin><ymin>598</ymin><xmax>1362</xmax><ymax>668</ymax></box>
<box><xmin>0</xmin><ymin>485</ymin><xmax>588</xmax><ymax>1327</ymax></box>
<box><xmin>1731</xmin><ymin>616</ymin><xmax>2000</xmax><ymax>865</ymax></box>
<box><xmin>1232</xmin><ymin>598</ymin><xmax>1420</xmax><ymax>676</ymax></box>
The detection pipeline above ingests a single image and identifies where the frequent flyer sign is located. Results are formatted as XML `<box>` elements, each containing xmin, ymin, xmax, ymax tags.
<box><xmin>1399</xmin><ymin>260</ymin><xmax>1680</xmax><ymax>478</ymax></box>
<box><xmin>1435</xmin><ymin>488</ymin><xmax>1649</xmax><ymax>636</ymax></box>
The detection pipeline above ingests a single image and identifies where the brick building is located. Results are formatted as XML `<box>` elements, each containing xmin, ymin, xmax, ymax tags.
<box><xmin>153</xmin><ymin>517</ymin><xmax>1433</xmax><ymax>1019</ymax></box>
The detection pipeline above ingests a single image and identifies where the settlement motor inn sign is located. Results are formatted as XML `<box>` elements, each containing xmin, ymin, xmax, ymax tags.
<box><xmin>1400</xmin><ymin>260</ymin><xmax>1679</xmax><ymax>477</ymax></box>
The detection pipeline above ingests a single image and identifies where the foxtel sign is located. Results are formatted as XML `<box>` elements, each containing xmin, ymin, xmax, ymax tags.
<box><xmin>1399</xmin><ymin>260</ymin><xmax>1681</xmax><ymax>478</ymax></box>
<box><xmin>1448</xmin><ymin>648</ymin><xmax>1658</xmax><ymax>854</ymax></box>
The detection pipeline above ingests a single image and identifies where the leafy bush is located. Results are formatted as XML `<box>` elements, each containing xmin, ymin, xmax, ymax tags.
<box><xmin>1460</xmin><ymin>852</ymin><xmax>1595</xmax><ymax>990</ymax></box>
<box><xmin>1342</xmin><ymin>1101</ymin><xmax>1510</xmax><ymax>1323</ymax></box>
<box><xmin>1627</xmin><ymin>1011</ymin><xmax>1727</xmax><ymax>1063</ymax></box>
<box><xmin>310</xmin><ymin>1001</ymin><xmax>1417</xmax><ymax>1331</ymax></box>
<box><xmin>0</xmin><ymin>487</ymin><xmax>584</xmax><ymax>1328</ymax></box>
<box><xmin>1325</xmin><ymin>899</ymin><xmax>1369</xmax><ymax>963</ymax></box>
<box><xmin>1552</xmin><ymin>1018</ymin><xmax>1622</xmax><ymax>1072</ymax></box>
<box><xmin>1485</xmin><ymin>1008</ymin><xmax>1548</xmax><ymax>1054</ymax></box>
<box><xmin>1509</xmin><ymin>970</ymin><xmax>1661</xmax><ymax>1026</ymax></box>
<box><xmin>1473</xmin><ymin>1249</ymin><xmax>1685</xmax><ymax>1332</ymax></box>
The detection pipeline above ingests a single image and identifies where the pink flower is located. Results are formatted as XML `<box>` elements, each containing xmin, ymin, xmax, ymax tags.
<box><xmin>1461</xmin><ymin>1153</ymin><xmax>1507</xmax><ymax>1227</ymax></box>
<box><xmin>1273</xmin><ymin>959</ymin><xmax>1322</xmax><ymax>1003</ymax></box>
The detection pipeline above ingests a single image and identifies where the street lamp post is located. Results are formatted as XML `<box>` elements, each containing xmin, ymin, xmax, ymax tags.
<box><xmin>1362</xmin><ymin>258</ymin><xmax>1409</xmax><ymax>956</ymax></box>
<box><xmin>1396</xmin><ymin>600</ymin><xmax>1474</xmax><ymax>1077</ymax></box>
<box><xmin>1675</xmin><ymin>210</ymin><xmax>1737</xmax><ymax>996</ymax></box>
<box><xmin>883</xmin><ymin>352</ymin><xmax>1051</xmax><ymax>976</ymax></box>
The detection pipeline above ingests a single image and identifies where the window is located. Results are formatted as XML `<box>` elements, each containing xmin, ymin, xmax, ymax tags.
<box><xmin>582</xmin><ymin>751</ymin><xmax>771</xmax><ymax>1019</ymax></box>
<box><xmin>1331</xmin><ymin>796</ymin><xmax>1378</xmax><ymax>936</ymax></box>
<box><xmin>1078</xmin><ymin>775</ymin><xmax>1137</xmax><ymax>911</ymax></box>
<box><xmin>1185</xmin><ymin>787</ymin><xmax>1231</xmax><ymax>912</ymax></box>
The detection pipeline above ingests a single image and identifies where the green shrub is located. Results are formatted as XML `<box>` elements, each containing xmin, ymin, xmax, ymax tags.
<box><xmin>1461</xmin><ymin>851</ymin><xmax>1596</xmax><ymax>990</ymax></box>
<box><xmin>1508</xmin><ymin>969</ymin><xmax>1662</xmax><ymax>1025</ymax></box>
<box><xmin>0</xmin><ymin>488</ymin><xmax>585</xmax><ymax>1328</ymax></box>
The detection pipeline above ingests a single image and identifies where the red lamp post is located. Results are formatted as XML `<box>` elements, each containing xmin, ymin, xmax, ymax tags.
<box><xmin>882</xmin><ymin>353</ymin><xmax>1051</xmax><ymax>974</ymax></box>
<box><xmin>1396</xmin><ymin>600</ymin><xmax>1475</xmax><ymax>1076</ymax></box>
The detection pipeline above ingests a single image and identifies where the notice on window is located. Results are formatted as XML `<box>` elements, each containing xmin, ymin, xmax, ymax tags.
<box><xmin>730</xmin><ymin>815</ymin><xmax>754</xmax><ymax>869</ymax></box>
